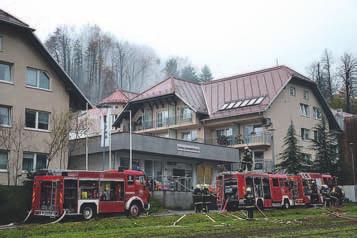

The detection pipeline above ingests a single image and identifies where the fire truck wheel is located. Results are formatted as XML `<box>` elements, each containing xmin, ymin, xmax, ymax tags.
<box><xmin>283</xmin><ymin>200</ymin><xmax>290</xmax><ymax>209</ymax></box>
<box><xmin>129</xmin><ymin>203</ymin><xmax>141</xmax><ymax>217</ymax></box>
<box><xmin>82</xmin><ymin>205</ymin><xmax>95</xmax><ymax>220</ymax></box>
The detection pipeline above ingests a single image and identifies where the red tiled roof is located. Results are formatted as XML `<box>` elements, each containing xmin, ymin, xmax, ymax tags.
<box><xmin>114</xmin><ymin>65</ymin><xmax>340</xmax><ymax>129</ymax></box>
<box><xmin>99</xmin><ymin>89</ymin><xmax>138</xmax><ymax>105</ymax></box>
<box><xmin>131</xmin><ymin>77</ymin><xmax>208</xmax><ymax>114</ymax></box>
<box><xmin>202</xmin><ymin>65</ymin><xmax>298</xmax><ymax>119</ymax></box>
<box><xmin>126</xmin><ymin>66</ymin><xmax>311</xmax><ymax>118</ymax></box>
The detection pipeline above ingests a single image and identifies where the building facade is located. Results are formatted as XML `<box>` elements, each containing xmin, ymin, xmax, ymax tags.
<box><xmin>0</xmin><ymin>10</ymin><xmax>90</xmax><ymax>185</ymax></box>
<box><xmin>114</xmin><ymin>66</ymin><xmax>339</xmax><ymax>171</ymax></box>
<box><xmin>68</xmin><ymin>66</ymin><xmax>340</xmax><ymax>192</ymax></box>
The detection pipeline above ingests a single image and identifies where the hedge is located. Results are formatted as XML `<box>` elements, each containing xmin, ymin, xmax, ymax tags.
<box><xmin>0</xmin><ymin>184</ymin><xmax>32</xmax><ymax>224</ymax></box>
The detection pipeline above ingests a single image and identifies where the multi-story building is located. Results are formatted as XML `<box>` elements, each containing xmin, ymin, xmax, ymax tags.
<box><xmin>113</xmin><ymin>65</ymin><xmax>339</xmax><ymax>172</ymax></box>
<box><xmin>71</xmin><ymin>89</ymin><xmax>137</xmax><ymax>139</ymax></box>
<box><xmin>0</xmin><ymin>9</ymin><xmax>90</xmax><ymax>185</ymax></box>
<box><xmin>68</xmin><ymin>66</ymin><xmax>340</xmax><ymax>209</ymax></box>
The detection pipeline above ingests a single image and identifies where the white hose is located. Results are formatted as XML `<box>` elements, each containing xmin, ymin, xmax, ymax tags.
<box><xmin>50</xmin><ymin>210</ymin><xmax>67</xmax><ymax>224</ymax></box>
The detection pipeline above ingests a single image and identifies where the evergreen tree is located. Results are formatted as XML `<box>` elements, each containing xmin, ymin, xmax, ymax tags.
<box><xmin>163</xmin><ymin>58</ymin><xmax>180</xmax><ymax>78</ymax></box>
<box><xmin>199</xmin><ymin>65</ymin><xmax>213</xmax><ymax>82</ymax></box>
<box><xmin>311</xmin><ymin>116</ymin><xmax>338</xmax><ymax>175</ymax></box>
<box><xmin>180</xmin><ymin>65</ymin><xmax>199</xmax><ymax>82</ymax></box>
<box><xmin>278</xmin><ymin>121</ymin><xmax>310</xmax><ymax>174</ymax></box>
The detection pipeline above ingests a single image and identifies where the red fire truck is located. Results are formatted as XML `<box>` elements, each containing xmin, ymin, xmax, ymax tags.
<box><xmin>31</xmin><ymin>169</ymin><xmax>150</xmax><ymax>220</ymax></box>
<box><xmin>216</xmin><ymin>172</ymin><xmax>291</xmax><ymax>211</ymax></box>
<box><xmin>287</xmin><ymin>172</ymin><xmax>337</xmax><ymax>206</ymax></box>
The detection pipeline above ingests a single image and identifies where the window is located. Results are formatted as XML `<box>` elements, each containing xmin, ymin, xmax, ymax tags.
<box><xmin>247</xmin><ymin>98</ymin><xmax>257</xmax><ymax>106</ymax></box>
<box><xmin>304</xmin><ymin>90</ymin><xmax>309</xmax><ymax>100</ymax></box>
<box><xmin>157</xmin><ymin>111</ymin><xmax>168</xmax><ymax>127</ymax></box>
<box><xmin>254</xmin><ymin>151</ymin><xmax>264</xmax><ymax>170</ymax></box>
<box><xmin>181</xmin><ymin>130</ymin><xmax>197</xmax><ymax>141</ymax></box>
<box><xmin>220</xmin><ymin>103</ymin><xmax>229</xmax><ymax>110</ymax></box>
<box><xmin>240</xmin><ymin>99</ymin><xmax>250</xmax><ymax>107</ymax></box>
<box><xmin>0</xmin><ymin>36</ymin><xmax>3</xmax><ymax>51</ymax></box>
<box><xmin>290</xmin><ymin>87</ymin><xmax>296</xmax><ymax>96</ymax></box>
<box><xmin>25</xmin><ymin>109</ymin><xmax>50</xmax><ymax>130</ymax></box>
<box><xmin>313</xmin><ymin>107</ymin><xmax>321</xmax><ymax>120</ymax></box>
<box><xmin>272</xmin><ymin>178</ymin><xmax>279</xmax><ymax>187</ymax></box>
<box><xmin>0</xmin><ymin>151</ymin><xmax>8</xmax><ymax>170</ymax></box>
<box><xmin>300</xmin><ymin>103</ymin><xmax>309</xmax><ymax>117</ymax></box>
<box><xmin>0</xmin><ymin>105</ymin><xmax>11</xmax><ymax>126</ymax></box>
<box><xmin>226</xmin><ymin>102</ymin><xmax>235</xmax><ymax>109</ymax></box>
<box><xmin>143</xmin><ymin>109</ymin><xmax>153</xmax><ymax>129</ymax></box>
<box><xmin>0</xmin><ymin>62</ymin><xmax>11</xmax><ymax>82</ymax></box>
<box><xmin>301</xmin><ymin>128</ymin><xmax>310</xmax><ymax>140</ymax></box>
<box><xmin>180</xmin><ymin>107</ymin><xmax>192</xmax><ymax>121</ymax></box>
<box><xmin>303</xmin><ymin>153</ymin><xmax>312</xmax><ymax>163</ymax></box>
<box><xmin>22</xmin><ymin>152</ymin><xmax>48</xmax><ymax>171</ymax></box>
<box><xmin>216</xmin><ymin>128</ymin><xmax>233</xmax><ymax>145</ymax></box>
<box><xmin>313</xmin><ymin>130</ymin><xmax>319</xmax><ymax>141</ymax></box>
<box><xmin>26</xmin><ymin>68</ymin><xmax>50</xmax><ymax>90</ymax></box>
<box><xmin>233</xmin><ymin>101</ymin><xmax>242</xmax><ymax>108</ymax></box>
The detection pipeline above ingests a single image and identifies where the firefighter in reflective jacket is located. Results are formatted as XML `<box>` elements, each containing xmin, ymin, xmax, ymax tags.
<box><xmin>241</xmin><ymin>146</ymin><xmax>253</xmax><ymax>172</ymax></box>
<box><xmin>245</xmin><ymin>186</ymin><xmax>254</xmax><ymax>219</ymax></box>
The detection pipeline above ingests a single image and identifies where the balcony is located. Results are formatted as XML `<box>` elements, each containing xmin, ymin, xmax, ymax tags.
<box><xmin>133</xmin><ymin>116</ymin><xmax>194</xmax><ymax>132</ymax></box>
<box><xmin>205</xmin><ymin>132</ymin><xmax>272</xmax><ymax>148</ymax></box>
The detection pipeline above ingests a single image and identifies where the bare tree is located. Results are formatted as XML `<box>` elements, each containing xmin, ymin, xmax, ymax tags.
<box><xmin>338</xmin><ymin>53</ymin><xmax>357</xmax><ymax>113</ymax></box>
<box><xmin>321</xmin><ymin>49</ymin><xmax>334</xmax><ymax>101</ymax></box>
<box><xmin>9</xmin><ymin>119</ymin><xmax>29</xmax><ymax>186</ymax></box>
<box><xmin>45</xmin><ymin>112</ymin><xmax>73</xmax><ymax>169</ymax></box>
<box><xmin>0</xmin><ymin>126</ymin><xmax>13</xmax><ymax>186</ymax></box>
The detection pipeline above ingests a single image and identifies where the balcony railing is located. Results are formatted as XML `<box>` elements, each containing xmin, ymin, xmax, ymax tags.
<box><xmin>205</xmin><ymin>132</ymin><xmax>271</xmax><ymax>147</ymax></box>
<box><xmin>133</xmin><ymin>116</ymin><xmax>193</xmax><ymax>131</ymax></box>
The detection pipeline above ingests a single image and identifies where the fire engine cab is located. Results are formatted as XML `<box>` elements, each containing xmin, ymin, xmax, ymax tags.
<box><xmin>32</xmin><ymin>169</ymin><xmax>150</xmax><ymax>220</ymax></box>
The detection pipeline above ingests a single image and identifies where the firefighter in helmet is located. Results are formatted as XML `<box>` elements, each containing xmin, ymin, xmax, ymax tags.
<box><xmin>245</xmin><ymin>186</ymin><xmax>255</xmax><ymax>219</ymax></box>
<box><xmin>320</xmin><ymin>184</ymin><xmax>331</xmax><ymax>207</ymax></box>
<box><xmin>241</xmin><ymin>146</ymin><xmax>253</xmax><ymax>172</ymax></box>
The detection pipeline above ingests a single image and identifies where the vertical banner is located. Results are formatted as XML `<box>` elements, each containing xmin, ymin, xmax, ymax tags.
<box><xmin>100</xmin><ymin>108</ymin><xmax>112</xmax><ymax>147</ymax></box>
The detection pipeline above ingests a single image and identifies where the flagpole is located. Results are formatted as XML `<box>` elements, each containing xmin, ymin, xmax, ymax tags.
<box><xmin>108</xmin><ymin>108</ymin><xmax>112</xmax><ymax>170</ymax></box>
<box><xmin>85</xmin><ymin>102</ymin><xmax>89</xmax><ymax>171</ymax></box>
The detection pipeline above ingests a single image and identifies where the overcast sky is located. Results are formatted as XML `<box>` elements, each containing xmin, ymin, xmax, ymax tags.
<box><xmin>2</xmin><ymin>0</ymin><xmax>357</xmax><ymax>78</ymax></box>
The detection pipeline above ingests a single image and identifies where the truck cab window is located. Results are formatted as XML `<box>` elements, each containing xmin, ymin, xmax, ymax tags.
<box><xmin>139</xmin><ymin>176</ymin><xmax>145</xmax><ymax>185</ymax></box>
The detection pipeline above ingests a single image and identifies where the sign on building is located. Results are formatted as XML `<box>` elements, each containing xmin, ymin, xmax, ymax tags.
<box><xmin>101</xmin><ymin>109</ymin><xmax>112</xmax><ymax>147</ymax></box>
